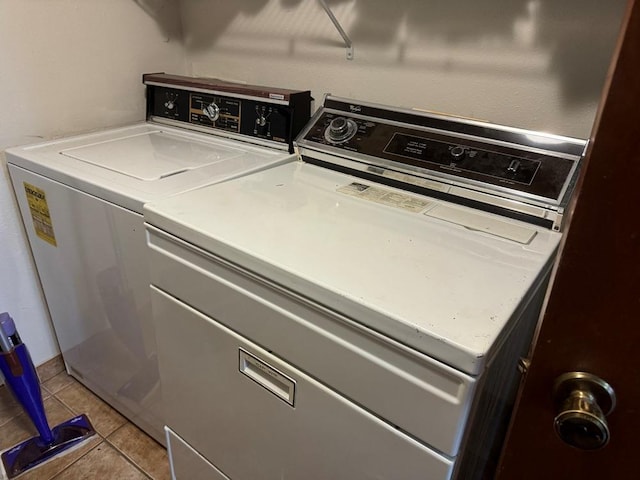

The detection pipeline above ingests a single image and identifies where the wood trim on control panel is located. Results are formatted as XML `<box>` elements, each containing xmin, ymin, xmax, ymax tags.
<box><xmin>143</xmin><ymin>73</ymin><xmax>310</xmax><ymax>101</ymax></box>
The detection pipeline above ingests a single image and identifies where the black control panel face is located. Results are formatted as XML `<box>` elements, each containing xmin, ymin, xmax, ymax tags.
<box><xmin>303</xmin><ymin>111</ymin><xmax>577</xmax><ymax>202</ymax></box>
<box><xmin>384</xmin><ymin>133</ymin><xmax>541</xmax><ymax>185</ymax></box>
<box><xmin>150</xmin><ymin>86</ymin><xmax>292</xmax><ymax>146</ymax></box>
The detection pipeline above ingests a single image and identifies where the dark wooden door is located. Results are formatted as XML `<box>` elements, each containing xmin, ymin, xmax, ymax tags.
<box><xmin>496</xmin><ymin>0</ymin><xmax>640</xmax><ymax>477</ymax></box>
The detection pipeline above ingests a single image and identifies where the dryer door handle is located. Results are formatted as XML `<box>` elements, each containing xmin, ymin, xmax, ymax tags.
<box><xmin>239</xmin><ymin>349</ymin><xmax>296</xmax><ymax>406</ymax></box>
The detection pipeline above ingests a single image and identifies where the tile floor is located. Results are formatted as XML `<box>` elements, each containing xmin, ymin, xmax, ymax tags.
<box><xmin>0</xmin><ymin>356</ymin><xmax>170</xmax><ymax>480</ymax></box>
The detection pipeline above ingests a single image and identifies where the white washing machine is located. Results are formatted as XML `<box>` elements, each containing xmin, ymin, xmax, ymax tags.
<box><xmin>6</xmin><ymin>73</ymin><xmax>310</xmax><ymax>444</ymax></box>
<box><xmin>144</xmin><ymin>96</ymin><xmax>586</xmax><ymax>478</ymax></box>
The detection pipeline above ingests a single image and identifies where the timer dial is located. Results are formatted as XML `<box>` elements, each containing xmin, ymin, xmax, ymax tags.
<box><xmin>325</xmin><ymin>117</ymin><xmax>358</xmax><ymax>144</ymax></box>
<box><xmin>203</xmin><ymin>103</ymin><xmax>220</xmax><ymax>122</ymax></box>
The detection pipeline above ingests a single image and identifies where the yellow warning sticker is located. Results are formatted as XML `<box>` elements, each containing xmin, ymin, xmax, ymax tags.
<box><xmin>24</xmin><ymin>182</ymin><xmax>57</xmax><ymax>246</ymax></box>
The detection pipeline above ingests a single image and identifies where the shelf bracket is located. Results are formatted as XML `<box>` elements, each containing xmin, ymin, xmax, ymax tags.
<box><xmin>317</xmin><ymin>0</ymin><xmax>354</xmax><ymax>60</ymax></box>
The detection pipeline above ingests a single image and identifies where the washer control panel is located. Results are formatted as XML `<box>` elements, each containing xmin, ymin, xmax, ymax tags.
<box><xmin>144</xmin><ymin>73</ymin><xmax>312</xmax><ymax>152</ymax></box>
<box><xmin>299</xmin><ymin>98</ymin><xmax>586</xmax><ymax>206</ymax></box>
<box><xmin>150</xmin><ymin>86</ymin><xmax>292</xmax><ymax>142</ymax></box>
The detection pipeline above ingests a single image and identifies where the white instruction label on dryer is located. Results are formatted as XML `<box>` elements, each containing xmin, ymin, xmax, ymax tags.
<box><xmin>337</xmin><ymin>182</ymin><xmax>432</xmax><ymax>213</ymax></box>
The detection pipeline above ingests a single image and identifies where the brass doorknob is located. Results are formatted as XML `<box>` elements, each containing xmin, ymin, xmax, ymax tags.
<box><xmin>553</xmin><ymin>372</ymin><xmax>616</xmax><ymax>450</ymax></box>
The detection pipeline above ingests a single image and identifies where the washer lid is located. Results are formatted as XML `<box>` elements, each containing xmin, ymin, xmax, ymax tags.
<box><xmin>5</xmin><ymin>123</ymin><xmax>294</xmax><ymax>214</ymax></box>
<box><xmin>60</xmin><ymin>130</ymin><xmax>244</xmax><ymax>181</ymax></box>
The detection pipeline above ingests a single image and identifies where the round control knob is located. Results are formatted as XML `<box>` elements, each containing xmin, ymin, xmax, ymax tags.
<box><xmin>203</xmin><ymin>103</ymin><xmax>220</xmax><ymax>122</ymax></box>
<box><xmin>325</xmin><ymin>117</ymin><xmax>358</xmax><ymax>144</ymax></box>
<box><xmin>330</xmin><ymin>117</ymin><xmax>349</xmax><ymax>136</ymax></box>
<box><xmin>553</xmin><ymin>372</ymin><xmax>616</xmax><ymax>450</ymax></box>
<box><xmin>450</xmin><ymin>146</ymin><xmax>466</xmax><ymax>160</ymax></box>
<box><xmin>256</xmin><ymin>115</ymin><xmax>267</xmax><ymax>127</ymax></box>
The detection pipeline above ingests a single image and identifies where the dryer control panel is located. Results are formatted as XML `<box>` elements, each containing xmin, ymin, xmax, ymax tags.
<box><xmin>144</xmin><ymin>73</ymin><xmax>311</xmax><ymax>152</ymax></box>
<box><xmin>296</xmin><ymin>96</ymin><xmax>588</xmax><ymax>229</ymax></box>
<box><xmin>303</xmin><ymin>111</ymin><xmax>562</xmax><ymax>197</ymax></box>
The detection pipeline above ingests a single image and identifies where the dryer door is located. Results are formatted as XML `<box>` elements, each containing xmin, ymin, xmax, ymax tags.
<box><xmin>152</xmin><ymin>286</ymin><xmax>454</xmax><ymax>480</ymax></box>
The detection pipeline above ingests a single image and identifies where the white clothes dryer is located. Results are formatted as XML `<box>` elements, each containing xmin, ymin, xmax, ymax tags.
<box><xmin>6</xmin><ymin>74</ymin><xmax>311</xmax><ymax>444</ymax></box>
<box><xmin>144</xmin><ymin>96</ymin><xmax>586</xmax><ymax>478</ymax></box>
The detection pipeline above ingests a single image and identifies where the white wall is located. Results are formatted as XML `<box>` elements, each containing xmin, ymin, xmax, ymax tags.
<box><xmin>0</xmin><ymin>0</ymin><xmax>186</xmax><ymax>366</ymax></box>
<box><xmin>179</xmin><ymin>0</ymin><xmax>626</xmax><ymax>139</ymax></box>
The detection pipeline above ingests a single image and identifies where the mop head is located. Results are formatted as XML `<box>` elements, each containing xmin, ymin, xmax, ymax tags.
<box><xmin>1</xmin><ymin>414</ymin><xmax>95</xmax><ymax>479</ymax></box>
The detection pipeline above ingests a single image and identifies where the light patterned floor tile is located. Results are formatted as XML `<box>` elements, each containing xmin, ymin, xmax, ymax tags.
<box><xmin>42</xmin><ymin>371</ymin><xmax>76</xmax><ymax>395</ymax></box>
<box><xmin>50</xmin><ymin>442</ymin><xmax>149</xmax><ymax>479</ymax></box>
<box><xmin>36</xmin><ymin>356</ymin><xmax>65</xmax><ymax>383</ymax></box>
<box><xmin>54</xmin><ymin>382</ymin><xmax>126</xmax><ymax>437</ymax></box>
<box><xmin>0</xmin><ymin>385</ymin><xmax>23</xmax><ymax>428</ymax></box>
<box><xmin>109</xmin><ymin>422</ymin><xmax>170</xmax><ymax>480</ymax></box>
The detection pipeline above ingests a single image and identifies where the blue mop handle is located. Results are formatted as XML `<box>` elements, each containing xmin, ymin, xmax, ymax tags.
<box><xmin>0</xmin><ymin>312</ymin><xmax>22</xmax><ymax>349</ymax></box>
<box><xmin>0</xmin><ymin>331</ymin><xmax>54</xmax><ymax>444</ymax></box>
<box><xmin>0</xmin><ymin>313</ymin><xmax>13</xmax><ymax>352</ymax></box>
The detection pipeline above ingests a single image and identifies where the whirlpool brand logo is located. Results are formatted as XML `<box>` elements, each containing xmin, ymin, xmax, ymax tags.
<box><xmin>349</xmin><ymin>105</ymin><xmax>362</xmax><ymax>113</ymax></box>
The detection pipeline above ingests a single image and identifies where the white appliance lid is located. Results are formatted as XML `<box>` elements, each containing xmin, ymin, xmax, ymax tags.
<box><xmin>144</xmin><ymin>162</ymin><xmax>562</xmax><ymax>375</ymax></box>
<box><xmin>6</xmin><ymin>123</ymin><xmax>293</xmax><ymax>214</ymax></box>
<box><xmin>60</xmin><ymin>131</ymin><xmax>244</xmax><ymax>181</ymax></box>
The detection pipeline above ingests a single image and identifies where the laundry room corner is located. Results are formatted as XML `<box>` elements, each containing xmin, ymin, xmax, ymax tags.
<box><xmin>0</xmin><ymin>0</ymin><xmax>187</xmax><ymax>367</ymax></box>
<box><xmin>0</xmin><ymin>1</ymin><xmax>635</xmax><ymax>478</ymax></box>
